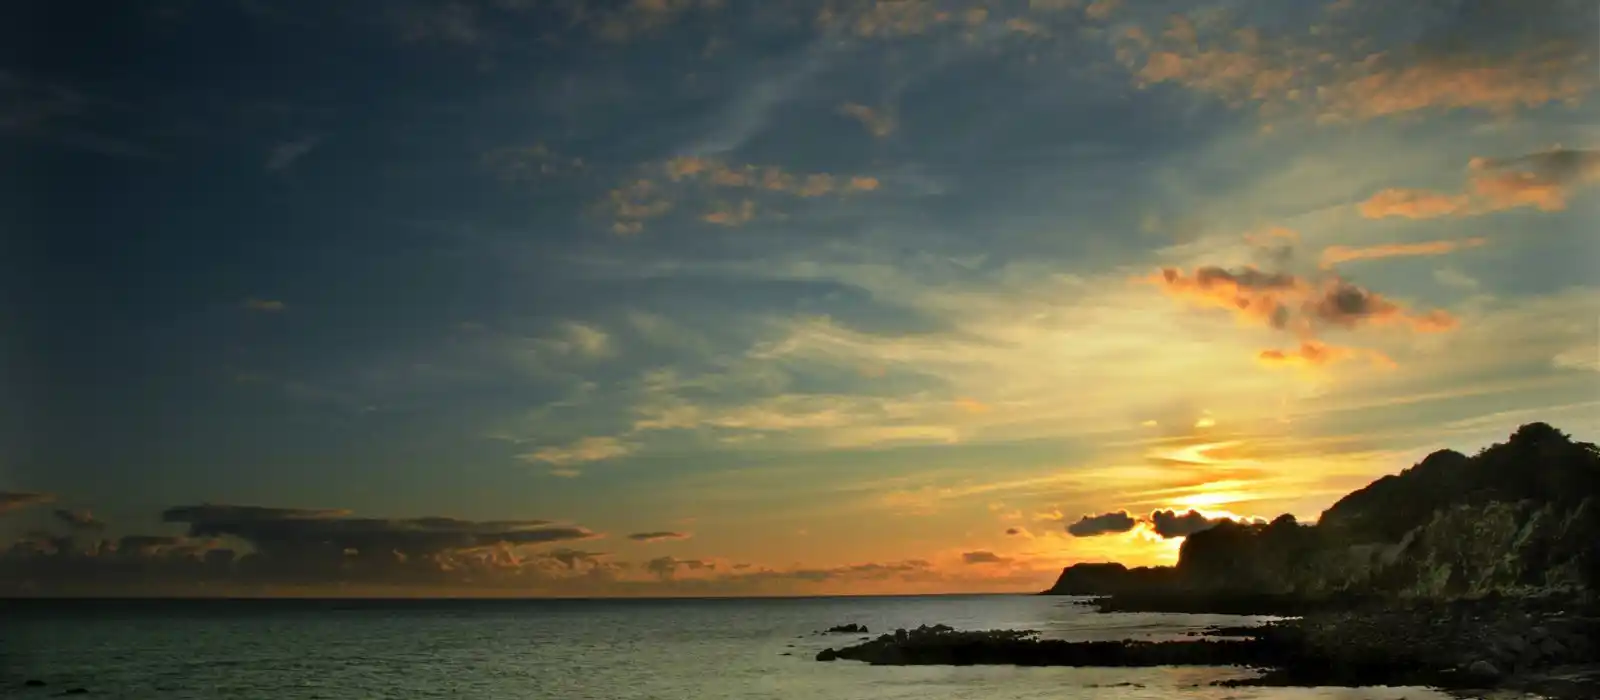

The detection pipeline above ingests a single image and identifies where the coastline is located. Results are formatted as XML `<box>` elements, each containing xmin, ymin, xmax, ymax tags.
<box><xmin>813</xmin><ymin>593</ymin><xmax>1600</xmax><ymax>697</ymax></box>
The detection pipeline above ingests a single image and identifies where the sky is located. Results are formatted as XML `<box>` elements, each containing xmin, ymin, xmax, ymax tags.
<box><xmin>1</xmin><ymin>0</ymin><xmax>1598</xmax><ymax>597</ymax></box>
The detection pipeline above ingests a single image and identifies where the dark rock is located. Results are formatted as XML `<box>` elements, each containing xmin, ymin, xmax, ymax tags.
<box><xmin>24</xmin><ymin>680</ymin><xmax>46</xmax><ymax>687</ymax></box>
<box><xmin>822</xmin><ymin>623</ymin><xmax>868</xmax><ymax>634</ymax></box>
<box><xmin>1467</xmin><ymin>660</ymin><xmax>1502</xmax><ymax>680</ymax></box>
<box><xmin>816</xmin><ymin>648</ymin><xmax>838</xmax><ymax>662</ymax></box>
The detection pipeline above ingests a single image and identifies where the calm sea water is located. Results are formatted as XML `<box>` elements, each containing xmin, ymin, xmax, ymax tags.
<box><xmin>0</xmin><ymin>595</ymin><xmax>1529</xmax><ymax>699</ymax></box>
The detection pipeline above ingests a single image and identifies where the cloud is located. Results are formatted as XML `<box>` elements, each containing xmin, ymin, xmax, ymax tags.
<box><xmin>818</xmin><ymin>1</ymin><xmax>953</xmax><ymax>38</ymax></box>
<box><xmin>1151</xmin><ymin>256</ymin><xmax>1458</xmax><ymax>365</ymax></box>
<box><xmin>265</xmin><ymin>135</ymin><xmax>319</xmax><ymax>172</ymax></box>
<box><xmin>3</xmin><ymin>503</ymin><xmax>622</xmax><ymax>595</ymax></box>
<box><xmin>1148</xmin><ymin>508</ymin><xmax>1227</xmax><ymax>538</ymax></box>
<box><xmin>1316</xmin><ymin>47</ymin><xmax>1592</xmax><ymax>123</ymax></box>
<box><xmin>482</xmin><ymin>142</ymin><xmax>587</xmax><ymax>182</ymax></box>
<box><xmin>1119</xmin><ymin>8</ymin><xmax>1593</xmax><ymax>123</ymax></box>
<box><xmin>1361</xmin><ymin>150</ymin><xmax>1600</xmax><ymax>219</ymax></box>
<box><xmin>603</xmin><ymin>179</ymin><xmax>675</xmax><ymax>234</ymax></box>
<box><xmin>518</xmin><ymin>436</ymin><xmax>632</xmax><ymax>468</ymax></box>
<box><xmin>1258</xmin><ymin>341</ymin><xmax>1395</xmax><ymax>370</ymax></box>
<box><xmin>1310</xmin><ymin>280</ymin><xmax>1455</xmax><ymax>332</ymax></box>
<box><xmin>1151</xmin><ymin>265</ymin><xmax>1305</xmax><ymax>329</ymax></box>
<box><xmin>242</xmin><ymin>297</ymin><xmax>286</xmax><ymax>313</ymax></box>
<box><xmin>838</xmin><ymin>103</ymin><xmax>896</xmax><ymax>137</ymax></box>
<box><xmin>627</xmin><ymin>531</ymin><xmax>692</xmax><ymax>542</ymax></box>
<box><xmin>1004</xmin><ymin>527</ymin><xmax>1028</xmax><ymax>536</ymax></box>
<box><xmin>391</xmin><ymin>2</ymin><xmax>486</xmax><ymax>46</ymax></box>
<box><xmin>961</xmin><ymin>550</ymin><xmax>1013</xmax><ymax>565</ymax></box>
<box><xmin>544</xmin><ymin>548</ymin><xmax>610</xmax><ymax>570</ymax></box>
<box><xmin>162</xmin><ymin>504</ymin><xmax>601</xmax><ymax>565</ymax></box>
<box><xmin>645</xmin><ymin>555</ymin><xmax>716</xmax><ymax>579</ymax></box>
<box><xmin>601</xmin><ymin>157</ymin><xmax>879</xmax><ymax>232</ymax></box>
<box><xmin>1083</xmin><ymin>0</ymin><xmax>1120</xmax><ymax>20</ymax></box>
<box><xmin>52</xmin><ymin>509</ymin><xmax>105</xmax><ymax>531</ymax></box>
<box><xmin>1552</xmin><ymin>347</ymin><xmax>1600</xmax><ymax>372</ymax></box>
<box><xmin>703</xmin><ymin>199</ymin><xmax>757</xmax><ymax>226</ymax></box>
<box><xmin>661</xmin><ymin>156</ymin><xmax>882</xmax><ymax>197</ymax></box>
<box><xmin>592</xmin><ymin>0</ymin><xmax>723</xmax><ymax>43</ymax></box>
<box><xmin>0</xmin><ymin>492</ymin><xmax>55</xmax><ymax>514</ymax></box>
<box><xmin>1005</xmin><ymin>18</ymin><xmax>1049</xmax><ymax>36</ymax></box>
<box><xmin>1320</xmin><ymin>238</ymin><xmax>1488</xmax><ymax>267</ymax></box>
<box><xmin>1066</xmin><ymin>510</ymin><xmax>1138</xmax><ymax>537</ymax></box>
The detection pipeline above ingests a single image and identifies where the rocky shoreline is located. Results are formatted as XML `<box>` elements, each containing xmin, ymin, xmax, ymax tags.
<box><xmin>813</xmin><ymin>594</ymin><xmax>1600</xmax><ymax>697</ymax></box>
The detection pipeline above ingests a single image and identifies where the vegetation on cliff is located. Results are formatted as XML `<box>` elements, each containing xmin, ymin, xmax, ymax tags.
<box><xmin>1045</xmin><ymin>422</ymin><xmax>1600</xmax><ymax>601</ymax></box>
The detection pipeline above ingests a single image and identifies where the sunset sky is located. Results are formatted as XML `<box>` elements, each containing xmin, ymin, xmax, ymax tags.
<box><xmin>3</xmin><ymin>0</ymin><xmax>1597</xmax><ymax>596</ymax></box>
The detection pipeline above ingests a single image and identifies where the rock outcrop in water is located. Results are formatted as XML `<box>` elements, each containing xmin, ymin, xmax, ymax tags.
<box><xmin>1044</xmin><ymin>423</ymin><xmax>1600</xmax><ymax>604</ymax></box>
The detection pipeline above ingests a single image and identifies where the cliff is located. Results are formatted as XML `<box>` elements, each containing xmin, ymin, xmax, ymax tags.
<box><xmin>1044</xmin><ymin>422</ymin><xmax>1600</xmax><ymax>602</ymax></box>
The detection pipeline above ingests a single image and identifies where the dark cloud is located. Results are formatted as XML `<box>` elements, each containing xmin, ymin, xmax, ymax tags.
<box><xmin>626</xmin><ymin>531</ymin><xmax>691</xmax><ymax>542</ymax></box>
<box><xmin>1149</xmin><ymin>509</ymin><xmax>1227</xmax><ymax>538</ymax></box>
<box><xmin>0</xmin><ymin>491</ymin><xmax>55</xmax><ymax>514</ymax></box>
<box><xmin>1004</xmin><ymin>527</ymin><xmax>1023</xmax><ymax>536</ymax></box>
<box><xmin>1477</xmin><ymin>148</ymin><xmax>1600</xmax><ymax>184</ymax></box>
<box><xmin>161</xmin><ymin>504</ymin><xmax>588</xmax><ymax>557</ymax></box>
<box><xmin>645</xmin><ymin>556</ymin><xmax>715</xmax><ymax>579</ymax></box>
<box><xmin>1067</xmin><ymin>511</ymin><xmax>1138</xmax><ymax>537</ymax></box>
<box><xmin>53</xmin><ymin>509</ymin><xmax>106</xmax><ymax>531</ymax></box>
<box><xmin>544</xmin><ymin>548</ymin><xmax>609</xmax><ymax>570</ymax></box>
<box><xmin>961</xmin><ymin>551</ymin><xmax>1013</xmax><ymax>565</ymax></box>
<box><xmin>3</xmin><ymin>500</ymin><xmax>611</xmax><ymax>594</ymax></box>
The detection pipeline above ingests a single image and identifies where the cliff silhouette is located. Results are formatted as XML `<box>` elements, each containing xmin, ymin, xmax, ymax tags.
<box><xmin>1046</xmin><ymin>422</ymin><xmax>1600</xmax><ymax>602</ymax></box>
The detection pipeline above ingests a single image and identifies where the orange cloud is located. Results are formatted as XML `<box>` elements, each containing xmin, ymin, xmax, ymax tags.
<box><xmin>1320</xmin><ymin>238</ymin><xmax>1488</xmax><ymax>267</ymax></box>
<box><xmin>1358</xmin><ymin>188</ymin><xmax>1472</xmax><ymax>219</ymax></box>
<box><xmin>1318</xmin><ymin>46</ymin><xmax>1593</xmax><ymax>122</ymax></box>
<box><xmin>603</xmin><ymin>179</ymin><xmax>673</xmax><ymax>234</ymax></box>
<box><xmin>703</xmin><ymin>199</ymin><xmax>756</xmax><ymax>226</ymax></box>
<box><xmin>1257</xmin><ymin>341</ymin><xmax>1395</xmax><ymax>370</ymax></box>
<box><xmin>1361</xmin><ymin>149</ymin><xmax>1600</xmax><ymax>219</ymax></box>
<box><xmin>818</xmin><ymin>1</ymin><xmax>953</xmax><ymax>38</ymax></box>
<box><xmin>838</xmin><ymin>103</ymin><xmax>896</xmax><ymax>137</ymax></box>
<box><xmin>604</xmin><ymin>158</ymin><xmax>879</xmax><ymax>232</ymax></box>
<box><xmin>661</xmin><ymin>157</ymin><xmax>880</xmax><ymax>198</ymax></box>
<box><xmin>1006</xmin><ymin>18</ymin><xmax>1049</xmax><ymax>36</ymax></box>
<box><xmin>1150</xmin><ymin>266</ymin><xmax>1306</xmax><ymax>328</ymax></box>
<box><xmin>1308</xmin><ymin>279</ymin><xmax>1457</xmax><ymax>333</ymax></box>
<box><xmin>1084</xmin><ymin>0</ymin><xmax>1121</xmax><ymax>20</ymax></box>
<box><xmin>1151</xmin><ymin>261</ymin><xmax>1458</xmax><ymax>365</ymax></box>
<box><xmin>1121</xmin><ymin>13</ymin><xmax>1593</xmax><ymax>122</ymax></box>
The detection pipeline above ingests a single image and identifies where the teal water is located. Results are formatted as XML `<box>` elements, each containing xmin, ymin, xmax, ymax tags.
<box><xmin>0</xmin><ymin>595</ymin><xmax>1525</xmax><ymax>699</ymax></box>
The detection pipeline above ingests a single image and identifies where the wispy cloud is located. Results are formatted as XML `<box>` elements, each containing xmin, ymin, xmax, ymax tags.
<box><xmin>242</xmin><ymin>297</ymin><xmax>287</xmax><ymax>313</ymax></box>
<box><xmin>265</xmin><ymin>135</ymin><xmax>320</xmax><ymax>171</ymax></box>
<box><xmin>1361</xmin><ymin>149</ymin><xmax>1600</xmax><ymax>220</ymax></box>
<box><xmin>1118</xmin><ymin>8</ymin><xmax>1593</xmax><ymax>123</ymax></box>
<box><xmin>1320</xmin><ymin>238</ymin><xmax>1488</xmax><ymax>267</ymax></box>
<box><xmin>0</xmin><ymin>491</ymin><xmax>56</xmax><ymax>514</ymax></box>
<box><xmin>518</xmin><ymin>436</ymin><xmax>632</xmax><ymax>472</ymax></box>
<box><xmin>837</xmin><ymin>102</ymin><xmax>896</xmax><ymax>137</ymax></box>
<box><xmin>600</xmin><ymin>156</ymin><xmax>880</xmax><ymax>232</ymax></box>
<box><xmin>627</xmin><ymin>531</ymin><xmax>692</xmax><ymax>542</ymax></box>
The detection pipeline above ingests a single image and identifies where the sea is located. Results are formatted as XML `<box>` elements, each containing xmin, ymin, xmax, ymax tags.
<box><xmin>0</xmin><ymin>595</ymin><xmax>1539</xmax><ymax>699</ymax></box>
